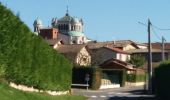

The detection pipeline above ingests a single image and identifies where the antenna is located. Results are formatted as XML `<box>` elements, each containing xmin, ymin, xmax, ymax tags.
<box><xmin>66</xmin><ymin>5</ymin><xmax>69</xmax><ymax>14</ymax></box>
<box><xmin>66</xmin><ymin>0</ymin><xmax>69</xmax><ymax>14</ymax></box>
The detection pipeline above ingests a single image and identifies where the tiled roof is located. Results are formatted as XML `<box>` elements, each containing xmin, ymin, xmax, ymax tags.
<box><xmin>87</xmin><ymin>41</ymin><xmax>114</xmax><ymax>49</ymax></box>
<box><xmin>87</xmin><ymin>40</ymin><xmax>139</xmax><ymax>50</ymax></box>
<box><xmin>55</xmin><ymin>44</ymin><xmax>88</xmax><ymax>64</ymax></box>
<box><xmin>44</xmin><ymin>38</ymin><xmax>61</xmax><ymax>46</ymax></box>
<box><xmin>127</xmin><ymin>48</ymin><xmax>170</xmax><ymax>53</ymax></box>
<box><xmin>100</xmin><ymin>58</ymin><xmax>135</xmax><ymax>70</ymax></box>
<box><xmin>151</xmin><ymin>43</ymin><xmax>170</xmax><ymax>50</ymax></box>
<box><xmin>103</xmin><ymin>46</ymin><xmax>130</xmax><ymax>54</ymax></box>
<box><xmin>55</xmin><ymin>44</ymin><xmax>86</xmax><ymax>54</ymax></box>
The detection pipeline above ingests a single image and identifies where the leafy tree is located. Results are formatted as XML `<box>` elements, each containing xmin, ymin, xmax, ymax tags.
<box><xmin>128</xmin><ymin>55</ymin><xmax>146</xmax><ymax>68</ymax></box>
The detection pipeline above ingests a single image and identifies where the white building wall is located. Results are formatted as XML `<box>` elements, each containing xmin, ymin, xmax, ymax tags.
<box><xmin>116</xmin><ymin>53</ymin><xmax>129</xmax><ymax>61</ymax></box>
<box><xmin>123</xmin><ymin>44</ymin><xmax>136</xmax><ymax>51</ymax></box>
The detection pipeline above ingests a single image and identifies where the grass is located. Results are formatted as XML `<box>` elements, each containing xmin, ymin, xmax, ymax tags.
<box><xmin>0</xmin><ymin>83</ymin><xmax>86</xmax><ymax>100</ymax></box>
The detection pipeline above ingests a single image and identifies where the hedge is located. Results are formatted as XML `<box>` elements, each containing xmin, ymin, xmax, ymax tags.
<box><xmin>0</xmin><ymin>4</ymin><xmax>72</xmax><ymax>91</ymax></box>
<box><xmin>155</xmin><ymin>61</ymin><xmax>170</xmax><ymax>99</ymax></box>
<box><xmin>72</xmin><ymin>67</ymin><xmax>102</xmax><ymax>90</ymax></box>
<box><xmin>126</xmin><ymin>73</ymin><xmax>146</xmax><ymax>82</ymax></box>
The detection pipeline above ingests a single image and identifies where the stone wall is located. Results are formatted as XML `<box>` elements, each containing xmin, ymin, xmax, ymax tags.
<box><xmin>9</xmin><ymin>82</ymin><xmax>69</xmax><ymax>95</ymax></box>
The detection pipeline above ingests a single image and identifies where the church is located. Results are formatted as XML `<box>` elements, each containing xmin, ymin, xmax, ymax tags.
<box><xmin>33</xmin><ymin>10</ymin><xmax>91</xmax><ymax>45</ymax></box>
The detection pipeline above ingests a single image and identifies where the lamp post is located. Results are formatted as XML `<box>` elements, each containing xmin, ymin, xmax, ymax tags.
<box><xmin>85</xmin><ymin>74</ymin><xmax>90</xmax><ymax>90</ymax></box>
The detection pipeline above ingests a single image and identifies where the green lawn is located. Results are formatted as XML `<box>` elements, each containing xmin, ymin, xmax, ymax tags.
<box><xmin>0</xmin><ymin>83</ymin><xmax>86</xmax><ymax>100</ymax></box>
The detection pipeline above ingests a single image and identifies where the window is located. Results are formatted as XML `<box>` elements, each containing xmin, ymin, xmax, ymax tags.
<box><xmin>83</xmin><ymin>58</ymin><xmax>87</xmax><ymax>62</ymax></box>
<box><xmin>72</xmin><ymin>40</ymin><xmax>76</xmax><ymax>44</ymax></box>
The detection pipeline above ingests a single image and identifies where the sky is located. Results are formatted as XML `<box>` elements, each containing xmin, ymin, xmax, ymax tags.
<box><xmin>1</xmin><ymin>0</ymin><xmax>170</xmax><ymax>43</ymax></box>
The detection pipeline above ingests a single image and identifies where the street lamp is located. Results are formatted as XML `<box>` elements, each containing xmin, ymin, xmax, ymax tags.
<box><xmin>85</xmin><ymin>74</ymin><xmax>90</xmax><ymax>90</ymax></box>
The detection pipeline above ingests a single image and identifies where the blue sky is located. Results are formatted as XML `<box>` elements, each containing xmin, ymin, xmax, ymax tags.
<box><xmin>1</xmin><ymin>0</ymin><xmax>170</xmax><ymax>42</ymax></box>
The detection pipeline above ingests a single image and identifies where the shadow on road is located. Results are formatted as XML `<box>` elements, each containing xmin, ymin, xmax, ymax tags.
<box><xmin>108</xmin><ymin>89</ymin><xmax>156</xmax><ymax>100</ymax></box>
<box><xmin>108</xmin><ymin>96</ymin><xmax>156</xmax><ymax>100</ymax></box>
<box><xmin>125</xmin><ymin>89</ymin><xmax>148</xmax><ymax>95</ymax></box>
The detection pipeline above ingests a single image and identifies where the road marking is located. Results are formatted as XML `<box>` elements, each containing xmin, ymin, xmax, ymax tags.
<box><xmin>116</xmin><ymin>92</ymin><xmax>131</xmax><ymax>95</ymax></box>
<box><xmin>108</xmin><ymin>92</ymin><xmax>115</xmax><ymax>94</ymax></box>
<box><xmin>108</xmin><ymin>95</ymin><xmax>114</xmax><ymax>97</ymax></box>
<box><xmin>91</xmin><ymin>95</ymin><xmax>97</xmax><ymax>98</ymax></box>
<box><xmin>100</xmin><ymin>95</ymin><xmax>106</xmax><ymax>98</ymax></box>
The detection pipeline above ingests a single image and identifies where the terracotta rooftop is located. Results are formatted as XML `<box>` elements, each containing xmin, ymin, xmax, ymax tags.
<box><xmin>55</xmin><ymin>44</ymin><xmax>86</xmax><ymax>54</ymax></box>
<box><xmin>100</xmin><ymin>58</ymin><xmax>135</xmax><ymax>70</ymax></box>
<box><xmin>87</xmin><ymin>40</ymin><xmax>140</xmax><ymax>50</ymax></box>
<box><xmin>44</xmin><ymin>38</ymin><xmax>62</xmax><ymax>46</ymax></box>
<box><xmin>127</xmin><ymin>48</ymin><xmax>170</xmax><ymax>53</ymax></box>
<box><xmin>55</xmin><ymin>44</ymin><xmax>88</xmax><ymax>63</ymax></box>
<box><xmin>151</xmin><ymin>43</ymin><xmax>170</xmax><ymax>50</ymax></box>
<box><xmin>103</xmin><ymin>46</ymin><xmax>130</xmax><ymax>54</ymax></box>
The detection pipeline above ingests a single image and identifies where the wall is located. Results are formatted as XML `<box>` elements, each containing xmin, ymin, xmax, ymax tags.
<box><xmin>58</xmin><ymin>33</ymin><xmax>70</xmax><ymax>44</ymax></box>
<box><xmin>123</xmin><ymin>44</ymin><xmax>136</xmax><ymax>51</ymax></box>
<box><xmin>91</xmin><ymin>48</ymin><xmax>116</xmax><ymax>65</ymax></box>
<box><xmin>116</xmin><ymin>53</ymin><xmax>129</xmax><ymax>61</ymax></box>
<box><xmin>39</xmin><ymin>28</ymin><xmax>58</xmax><ymax>39</ymax></box>
<box><xmin>76</xmin><ymin>47</ymin><xmax>91</xmax><ymax>66</ymax></box>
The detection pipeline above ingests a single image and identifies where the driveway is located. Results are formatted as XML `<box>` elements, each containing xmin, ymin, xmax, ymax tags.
<box><xmin>72</xmin><ymin>86</ymin><xmax>156</xmax><ymax>100</ymax></box>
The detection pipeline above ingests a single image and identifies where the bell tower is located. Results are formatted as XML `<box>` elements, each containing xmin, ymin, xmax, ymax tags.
<box><xmin>33</xmin><ymin>18</ymin><xmax>43</xmax><ymax>33</ymax></box>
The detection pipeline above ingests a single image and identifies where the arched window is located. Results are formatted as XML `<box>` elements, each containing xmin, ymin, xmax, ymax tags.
<box><xmin>71</xmin><ymin>26</ymin><xmax>73</xmax><ymax>31</ymax></box>
<box><xmin>72</xmin><ymin>40</ymin><xmax>76</xmax><ymax>44</ymax></box>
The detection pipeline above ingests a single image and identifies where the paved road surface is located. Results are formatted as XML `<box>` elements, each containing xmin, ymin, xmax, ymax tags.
<box><xmin>72</xmin><ymin>86</ymin><xmax>156</xmax><ymax>100</ymax></box>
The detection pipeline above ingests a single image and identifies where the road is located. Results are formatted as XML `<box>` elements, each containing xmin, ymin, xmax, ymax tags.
<box><xmin>72</xmin><ymin>86</ymin><xmax>156</xmax><ymax>100</ymax></box>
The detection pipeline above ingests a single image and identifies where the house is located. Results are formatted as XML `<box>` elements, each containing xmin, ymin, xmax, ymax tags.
<box><xmin>99</xmin><ymin>58</ymin><xmax>136</xmax><ymax>89</ymax></box>
<box><xmin>39</xmin><ymin>28</ymin><xmax>58</xmax><ymax>39</ymax></box>
<box><xmin>55</xmin><ymin>44</ymin><xmax>91</xmax><ymax>66</ymax></box>
<box><xmin>113</xmin><ymin>40</ymin><xmax>140</xmax><ymax>51</ymax></box>
<box><xmin>99</xmin><ymin>58</ymin><xmax>145</xmax><ymax>89</ymax></box>
<box><xmin>87</xmin><ymin>40</ymin><xmax>140</xmax><ymax>51</ymax></box>
<box><xmin>89</xmin><ymin>46</ymin><xmax>130</xmax><ymax>66</ymax></box>
<box><xmin>44</xmin><ymin>38</ymin><xmax>63</xmax><ymax>48</ymax></box>
<box><xmin>127</xmin><ymin>48</ymin><xmax>170</xmax><ymax>62</ymax></box>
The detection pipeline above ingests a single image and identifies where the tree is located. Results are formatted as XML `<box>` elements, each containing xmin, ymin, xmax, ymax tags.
<box><xmin>128</xmin><ymin>55</ymin><xmax>146</xmax><ymax>68</ymax></box>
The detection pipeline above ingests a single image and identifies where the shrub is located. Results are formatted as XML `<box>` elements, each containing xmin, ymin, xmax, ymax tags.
<box><xmin>126</xmin><ymin>73</ymin><xmax>146</xmax><ymax>82</ymax></box>
<box><xmin>128</xmin><ymin>54</ymin><xmax>145</xmax><ymax>68</ymax></box>
<box><xmin>0</xmin><ymin>4</ymin><xmax>72</xmax><ymax>91</ymax></box>
<box><xmin>120</xmin><ymin>70</ymin><xmax>126</xmax><ymax>87</ymax></box>
<box><xmin>155</xmin><ymin>61</ymin><xmax>170</xmax><ymax>99</ymax></box>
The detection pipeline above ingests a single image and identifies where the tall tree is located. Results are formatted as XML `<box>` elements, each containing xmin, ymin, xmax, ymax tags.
<box><xmin>128</xmin><ymin>55</ymin><xmax>146</xmax><ymax>68</ymax></box>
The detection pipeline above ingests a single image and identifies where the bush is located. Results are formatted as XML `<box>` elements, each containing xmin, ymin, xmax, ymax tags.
<box><xmin>128</xmin><ymin>55</ymin><xmax>145</xmax><ymax>68</ymax></box>
<box><xmin>120</xmin><ymin>70</ymin><xmax>126</xmax><ymax>87</ymax></box>
<box><xmin>72</xmin><ymin>67</ymin><xmax>102</xmax><ymax>90</ymax></box>
<box><xmin>0</xmin><ymin>4</ymin><xmax>72</xmax><ymax>91</ymax></box>
<box><xmin>155</xmin><ymin>61</ymin><xmax>170</xmax><ymax>99</ymax></box>
<box><xmin>126</xmin><ymin>73</ymin><xmax>146</xmax><ymax>82</ymax></box>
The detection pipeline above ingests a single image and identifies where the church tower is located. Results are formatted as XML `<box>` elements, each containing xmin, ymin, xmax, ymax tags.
<box><xmin>33</xmin><ymin>18</ymin><xmax>43</xmax><ymax>33</ymax></box>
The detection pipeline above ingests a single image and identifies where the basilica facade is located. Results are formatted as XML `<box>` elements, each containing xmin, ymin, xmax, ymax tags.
<box><xmin>33</xmin><ymin>12</ymin><xmax>91</xmax><ymax>44</ymax></box>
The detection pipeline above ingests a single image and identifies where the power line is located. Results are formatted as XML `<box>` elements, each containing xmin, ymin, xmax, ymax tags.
<box><xmin>151</xmin><ymin>25</ymin><xmax>162</xmax><ymax>41</ymax></box>
<box><xmin>151</xmin><ymin>24</ymin><xmax>170</xmax><ymax>31</ymax></box>
<box><xmin>138</xmin><ymin>21</ymin><xmax>166</xmax><ymax>41</ymax></box>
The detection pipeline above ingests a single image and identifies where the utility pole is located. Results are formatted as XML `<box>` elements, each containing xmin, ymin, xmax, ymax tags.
<box><xmin>162</xmin><ymin>36</ymin><xmax>166</xmax><ymax>61</ymax></box>
<box><xmin>148</xmin><ymin>19</ymin><xmax>152</xmax><ymax>94</ymax></box>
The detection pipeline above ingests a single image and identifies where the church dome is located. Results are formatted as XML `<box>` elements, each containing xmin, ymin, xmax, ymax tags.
<box><xmin>68</xmin><ymin>31</ymin><xmax>85</xmax><ymax>37</ymax></box>
<box><xmin>71</xmin><ymin>17</ymin><xmax>80</xmax><ymax>23</ymax></box>
<box><xmin>58</xmin><ymin>13</ymin><xmax>73</xmax><ymax>22</ymax></box>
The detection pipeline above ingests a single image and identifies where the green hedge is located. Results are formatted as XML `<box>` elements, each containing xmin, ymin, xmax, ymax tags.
<box><xmin>0</xmin><ymin>4</ymin><xmax>72</xmax><ymax>91</ymax></box>
<box><xmin>155</xmin><ymin>61</ymin><xmax>170</xmax><ymax>99</ymax></box>
<box><xmin>126</xmin><ymin>73</ymin><xmax>146</xmax><ymax>82</ymax></box>
<box><xmin>120</xmin><ymin>70</ymin><xmax>126</xmax><ymax>87</ymax></box>
<box><xmin>72</xmin><ymin>67</ymin><xmax>102</xmax><ymax>90</ymax></box>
